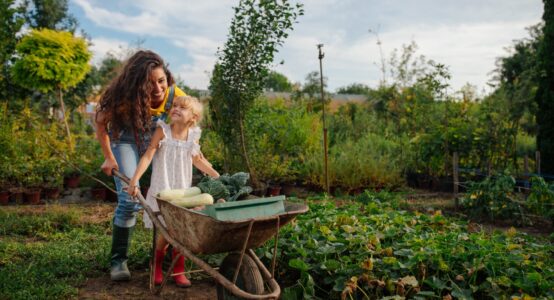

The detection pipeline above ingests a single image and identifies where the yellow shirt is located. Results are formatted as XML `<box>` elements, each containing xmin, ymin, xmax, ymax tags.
<box><xmin>149</xmin><ymin>86</ymin><xmax>186</xmax><ymax>116</ymax></box>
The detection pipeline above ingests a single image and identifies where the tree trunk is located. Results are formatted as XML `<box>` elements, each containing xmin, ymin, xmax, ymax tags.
<box><xmin>238</xmin><ymin>114</ymin><xmax>258</xmax><ymax>187</ymax></box>
<box><xmin>58</xmin><ymin>88</ymin><xmax>72</xmax><ymax>150</ymax></box>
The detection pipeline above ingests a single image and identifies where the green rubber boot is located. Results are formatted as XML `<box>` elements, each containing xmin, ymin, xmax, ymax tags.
<box><xmin>110</xmin><ymin>224</ymin><xmax>133</xmax><ymax>281</ymax></box>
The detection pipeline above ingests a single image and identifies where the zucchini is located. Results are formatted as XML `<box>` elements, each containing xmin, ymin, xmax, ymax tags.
<box><xmin>159</xmin><ymin>187</ymin><xmax>202</xmax><ymax>201</ymax></box>
<box><xmin>171</xmin><ymin>193</ymin><xmax>214</xmax><ymax>208</ymax></box>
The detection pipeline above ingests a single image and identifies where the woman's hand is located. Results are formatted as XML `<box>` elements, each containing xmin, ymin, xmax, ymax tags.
<box><xmin>101</xmin><ymin>158</ymin><xmax>118</xmax><ymax>176</ymax></box>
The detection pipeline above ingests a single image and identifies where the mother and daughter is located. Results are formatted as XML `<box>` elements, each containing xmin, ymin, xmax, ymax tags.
<box><xmin>95</xmin><ymin>50</ymin><xmax>220</xmax><ymax>287</ymax></box>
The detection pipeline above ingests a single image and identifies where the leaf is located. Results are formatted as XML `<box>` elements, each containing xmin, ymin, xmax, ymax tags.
<box><xmin>288</xmin><ymin>258</ymin><xmax>309</xmax><ymax>271</ymax></box>
<box><xmin>321</xmin><ymin>259</ymin><xmax>340</xmax><ymax>271</ymax></box>
<box><xmin>400</xmin><ymin>275</ymin><xmax>419</xmax><ymax>287</ymax></box>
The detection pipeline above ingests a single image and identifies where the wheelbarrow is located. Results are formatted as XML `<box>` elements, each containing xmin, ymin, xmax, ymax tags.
<box><xmin>113</xmin><ymin>170</ymin><xmax>308</xmax><ymax>299</ymax></box>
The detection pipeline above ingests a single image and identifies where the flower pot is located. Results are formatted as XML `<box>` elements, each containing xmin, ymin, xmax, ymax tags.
<box><xmin>43</xmin><ymin>187</ymin><xmax>61</xmax><ymax>200</ymax></box>
<box><xmin>24</xmin><ymin>189</ymin><xmax>42</xmax><ymax>205</ymax></box>
<box><xmin>64</xmin><ymin>174</ymin><xmax>81</xmax><ymax>188</ymax></box>
<box><xmin>9</xmin><ymin>188</ymin><xmax>25</xmax><ymax>204</ymax></box>
<box><xmin>267</xmin><ymin>185</ymin><xmax>281</xmax><ymax>196</ymax></box>
<box><xmin>0</xmin><ymin>191</ymin><xmax>9</xmax><ymax>205</ymax></box>
<box><xmin>91</xmin><ymin>187</ymin><xmax>107</xmax><ymax>201</ymax></box>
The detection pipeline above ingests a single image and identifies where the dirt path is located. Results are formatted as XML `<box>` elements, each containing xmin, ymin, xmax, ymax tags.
<box><xmin>78</xmin><ymin>270</ymin><xmax>217</xmax><ymax>299</ymax></box>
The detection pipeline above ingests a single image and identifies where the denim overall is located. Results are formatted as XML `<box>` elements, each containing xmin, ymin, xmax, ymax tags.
<box><xmin>111</xmin><ymin>86</ymin><xmax>175</xmax><ymax>228</ymax></box>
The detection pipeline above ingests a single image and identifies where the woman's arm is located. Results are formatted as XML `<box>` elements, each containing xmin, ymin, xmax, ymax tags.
<box><xmin>95</xmin><ymin>111</ymin><xmax>118</xmax><ymax>176</ymax></box>
<box><xmin>127</xmin><ymin>127</ymin><xmax>164</xmax><ymax>196</ymax></box>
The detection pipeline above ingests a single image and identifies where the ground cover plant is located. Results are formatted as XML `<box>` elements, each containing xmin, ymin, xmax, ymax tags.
<box><xmin>259</xmin><ymin>197</ymin><xmax>554</xmax><ymax>299</ymax></box>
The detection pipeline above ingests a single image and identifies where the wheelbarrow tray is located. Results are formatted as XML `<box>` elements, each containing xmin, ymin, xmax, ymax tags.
<box><xmin>156</xmin><ymin>197</ymin><xmax>307</xmax><ymax>255</ymax></box>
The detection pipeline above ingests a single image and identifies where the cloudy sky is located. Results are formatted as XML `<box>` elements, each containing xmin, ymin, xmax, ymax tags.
<box><xmin>69</xmin><ymin>0</ymin><xmax>543</xmax><ymax>94</ymax></box>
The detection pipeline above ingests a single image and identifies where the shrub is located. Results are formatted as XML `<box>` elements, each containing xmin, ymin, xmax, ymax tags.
<box><xmin>460</xmin><ymin>174</ymin><xmax>526</xmax><ymax>223</ymax></box>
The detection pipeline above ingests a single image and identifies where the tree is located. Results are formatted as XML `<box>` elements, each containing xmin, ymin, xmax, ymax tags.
<box><xmin>0</xmin><ymin>0</ymin><xmax>27</xmax><ymax>105</ymax></box>
<box><xmin>336</xmin><ymin>83</ymin><xmax>371</xmax><ymax>95</ymax></box>
<box><xmin>24</xmin><ymin>0</ymin><xmax>77</xmax><ymax>32</ymax></box>
<box><xmin>536</xmin><ymin>0</ymin><xmax>554</xmax><ymax>174</ymax></box>
<box><xmin>209</xmin><ymin>0</ymin><xmax>303</xmax><ymax>185</ymax></box>
<box><xmin>12</xmin><ymin>28</ymin><xmax>91</xmax><ymax>149</ymax></box>
<box><xmin>264</xmin><ymin>70</ymin><xmax>293</xmax><ymax>92</ymax></box>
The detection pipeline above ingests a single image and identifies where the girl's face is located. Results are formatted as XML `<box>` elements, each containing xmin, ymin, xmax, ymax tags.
<box><xmin>170</xmin><ymin>100</ymin><xmax>196</xmax><ymax>124</ymax></box>
<box><xmin>150</xmin><ymin>67</ymin><xmax>168</xmax><ymax>104</ymax></box>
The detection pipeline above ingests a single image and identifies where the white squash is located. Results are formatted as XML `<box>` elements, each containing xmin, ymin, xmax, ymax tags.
<box><xmin>158</xmin><ymin>187</ymin><xmax>202</xmax><ymax>201</ymax></box>
<box><xmin>171</xmin><ymin>193</ymin><xmax>214</xmax><ymax>208</ymax></box>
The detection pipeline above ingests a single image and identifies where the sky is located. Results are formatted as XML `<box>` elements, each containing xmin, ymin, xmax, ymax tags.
<box><xmin>69</xmin><ymin>0</ymin><xmax>544</xmax><ymax>94</ymax></box>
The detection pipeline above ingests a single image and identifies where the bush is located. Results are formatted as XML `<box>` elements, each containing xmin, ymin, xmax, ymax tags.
<box><xmin>460</xmin><ymin>174</ymin><xmax>526</xmax><ymax>223</ymax></box>
<box><xmin>304</xmin><ymin>132</ymin><xmax>405</xmax><ymax>191</ymax></box>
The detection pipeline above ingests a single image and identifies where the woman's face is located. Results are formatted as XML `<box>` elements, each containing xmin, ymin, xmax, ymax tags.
<box><xmin>150</xmin><ymin>67</ymin><xmax>168</xmax><ymax>104</ymax></box>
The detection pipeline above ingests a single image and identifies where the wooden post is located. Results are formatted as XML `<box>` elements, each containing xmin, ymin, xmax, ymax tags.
<box><xmin>453</xmin><ymin>152</ymin><xmax>459</xmax><ymax>209</ymax></box>
<box><xmin>524</xmin><ymin>155</ymin><xmax>529</xmax><ymax>176</ymax></box>
<box><xmin>535</xmin><ymin>151</ymin><xmax>541</xmax><ymax>176</ymax></box>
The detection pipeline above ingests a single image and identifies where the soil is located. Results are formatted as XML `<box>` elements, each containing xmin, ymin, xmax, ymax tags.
<box><xmin>78</xmin><ymin>270</ymin><xmax>217</xmax><ymax>300</ymax></box>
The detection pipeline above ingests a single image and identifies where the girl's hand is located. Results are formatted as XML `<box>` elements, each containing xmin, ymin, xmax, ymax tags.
<box><xmin>125</xmin><ymin>184</ymin><xmax>139</xmax><ymax>197</ymax></box>
<box><xmin>101</xmin><ymin>158</ymin><xmax>118</xmax><ymax>176</ymax></box>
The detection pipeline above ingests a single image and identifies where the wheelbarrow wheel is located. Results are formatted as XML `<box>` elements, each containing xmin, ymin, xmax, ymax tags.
<box><xmin>217</xmin><ymin>253</ymin><xmax>264</xmax><ymax>299</ymax></box>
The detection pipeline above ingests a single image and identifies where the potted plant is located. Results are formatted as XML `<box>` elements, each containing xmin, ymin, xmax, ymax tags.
<box><xmin>39</xmin><ymin>158</ymin><xmax>63</xmax><ymax>201</ymax></box>
<box><xmin>19</xmin><ymin>159</ymin><xmax>42</xmax><ymax>204</ymax></box>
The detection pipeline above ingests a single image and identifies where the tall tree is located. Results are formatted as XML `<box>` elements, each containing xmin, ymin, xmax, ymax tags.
<box><xmin>536</xmin><ymin>0</ymin><xmax>554</xmax><ymax>174</ymax></box>
<box><xmin>209</xmin><ymin>0</ymin><xmax>303</xmax><ymax>185</ymax></box>
<box><xmin>24</xmin><ymin>0</ymin><xmax>77</xmax><ymax>32</ymax></box>
<box><xmin>12</xmin><ymin>29</ymin><xmax>91</xmax><ymax>149</ymax></box>
<box><xmin>0</xmin><ymin>0</ymin><xmax>27</xmax><ymax>105</ymax></box>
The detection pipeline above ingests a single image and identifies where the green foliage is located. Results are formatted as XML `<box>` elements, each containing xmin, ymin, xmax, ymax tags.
<box><xmin>244</xmin><ymin>99</ymin><xmax>321</xmax><ymax>183</ymax></box>
<box><xmin>0</xmin><ymin>0</ymin><xmax>27</xmax><ymax>104</ymax></box>
<box><xmin>526</xmin><ymin>176</ymin><xmax>554</xmax><ymax>221</ymax></box>
<box><xmin>25</xmin><ymin>0</ymin><xmax>78</xmax><ymax>32</ymax></box>
<box><xmin>259</xmin><ymin>200</ymin><xmax>554</xmax><ymax>299</ymax></box>
<box><xmin>0</xmin><ymin>204</ymin><xmax>152</xmax><ymax>299</ymax></box>
<box><xmin>336</xmin><ymin>83</ymin><xmax>372</xmax><ymax>95</ymax></box>
<box><xmin>460</xmin><ymin>174</ymin><xmax>525</xmax><ymax>223</ymax></box>
<box><xmin>264</xmin><ymin>70</ymin><xmax>293</xmax><ymax>92</ymax></box>
<box><xmin>536</xmin><ymin>0</ymin><xmax>554</xmax><ymax>174</ymax></box>
<box><xmin>461</xmin><ymin>174</ymin><xmax>554</xmax><ymax>224</ymax></box>
<box><xmin>209</xmin><ymin>0</ymin><xmax>303</xmax><ymax>181</ymax></box>
<box><xmin>12</xmin><ymin>28</ymin><xmax>91</xmax><ymax>93</ymax></box>
<box><xmin>197</xmin><ymin>172</ymin><xmax>252</xmax><ymax>201</ymax></box>
<box><xmin>304</xmin><ymin>132</ymin><xmax>405</xmax><ymax>191</ymax></box>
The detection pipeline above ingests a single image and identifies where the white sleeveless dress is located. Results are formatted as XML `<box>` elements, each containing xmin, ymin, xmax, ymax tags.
<box><xmin>143</xmin><ymin>120</ymin><xmax>201</xmax><ymax>229</ymax></box>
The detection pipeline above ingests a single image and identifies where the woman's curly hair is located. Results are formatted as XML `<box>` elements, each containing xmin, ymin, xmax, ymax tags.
<box><xmin>96</xmin><ymin>50</ymin><xmax>175</xmax><ymax>139</ymax></box>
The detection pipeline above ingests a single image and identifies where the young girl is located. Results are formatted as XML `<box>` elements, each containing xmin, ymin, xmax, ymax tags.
<box><xmin>127</xmin><ymin>95</ymin><xmax>219</xmax><ymax>287</ymax></box>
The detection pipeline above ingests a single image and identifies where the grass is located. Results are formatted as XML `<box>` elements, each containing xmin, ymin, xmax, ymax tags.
<box><xmin>0</xmin><ymin>203</ymin><xmax>152</xmax><ymax>300</ymax></box>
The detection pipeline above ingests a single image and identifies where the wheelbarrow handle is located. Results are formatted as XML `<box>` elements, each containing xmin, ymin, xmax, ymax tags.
<box><xmin>112</xmin><ymin>169</ymin><xmax>130</xmax><ymax>184</ymax></box>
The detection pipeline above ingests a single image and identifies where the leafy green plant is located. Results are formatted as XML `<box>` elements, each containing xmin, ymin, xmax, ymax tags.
<box><xmin>526</xmin><ymin>176</ymin><xmax>554</xmax><ymax>222</ymax></box>
<box><xmin>258</xmin><ymin>200</ymin><xmax>554</xmax><ymax>299</ymax></box>
<box><xmin>198</xmin><ymin>172</ymin><xmax>252</xmax><ymax>201</ymax></box>
<box><xmin>12</xmin><ymin>28</ymin><xmax>91</xmax><ymax>149</ymax></box>
<box><xmin>460</xmin><ymin>174</ymin><xmax>525</xmax><ymax>223</ymax></box>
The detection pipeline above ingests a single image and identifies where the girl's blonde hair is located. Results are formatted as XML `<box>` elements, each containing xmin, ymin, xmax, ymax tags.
<box><xmin>173</xmin><ymin>95</ymin><xmax>203</xmax><ymax>125</ymax></box>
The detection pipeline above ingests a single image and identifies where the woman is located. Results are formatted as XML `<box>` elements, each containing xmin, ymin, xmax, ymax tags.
<box><xmin>95</xmin><ymin>50</ymin><xmax>186</xmax><ymax>281</ymax></box>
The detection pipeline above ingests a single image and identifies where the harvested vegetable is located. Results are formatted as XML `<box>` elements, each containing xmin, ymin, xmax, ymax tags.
<box><xmin>158</xmin><ymin>187</ymin><xmax>202</xmax><ymax>201</ymax></box>
<box><xmin>198</xmin><ymin>172</ymin><xmax>252</xmax><ymax>202</ymax></box>
<box><xmin>170</xmin><ymin>193</ymin><xmax>214</xmax><ymax>208</ymax></box>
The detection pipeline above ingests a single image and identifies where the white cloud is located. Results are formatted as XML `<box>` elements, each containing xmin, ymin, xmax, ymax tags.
<box><xmin>88</xmin><ymin>37</ymin><xmax>130</xmax><ymax>66</ymax></box>
<box><xmin>72</xmin><ymin>0</ymin><xmax>543</xmax><ymax>92</ymax></box>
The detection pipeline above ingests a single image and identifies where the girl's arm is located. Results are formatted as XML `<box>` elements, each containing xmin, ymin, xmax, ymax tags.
<box><xmin>192</xmin><ymin>154</ymin><xmax>220</xmax><ymax>178</ymax></box>
<box><xmin>127</xmin><ymin>127</ymin><xmax>165</xmax><ymax>196</ymax></box>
